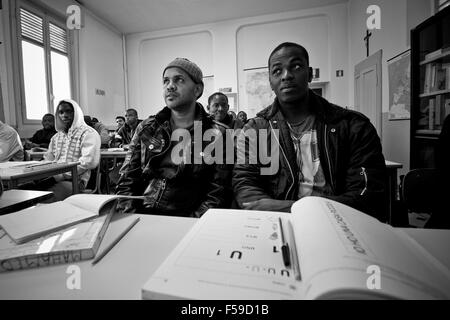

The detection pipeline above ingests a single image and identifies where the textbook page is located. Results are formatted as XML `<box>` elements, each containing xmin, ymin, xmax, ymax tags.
<box><xmin>290</xmin><ymin>197</ymin><xmax>450</xmax><ymax>300</ymax></box>
<box><xmin>0</xmin><ymin>202</ymin><xmax>98</xmax><ymax>244</ymax></box>
<box><xmin>142</xmin><ymin>209</ymin><xmax>303</xmax><ymax>300</ymax></box>
<box><xmin>64</xmin><ymin>194</ymin><xmax>147</xmax><ymax>214</ymax></box>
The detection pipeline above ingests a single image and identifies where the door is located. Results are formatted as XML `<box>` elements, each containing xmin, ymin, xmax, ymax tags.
<box><xmin>354</xmin><ymin>50</ymin><xmax>382</xmax><ymax>138</ymax></box>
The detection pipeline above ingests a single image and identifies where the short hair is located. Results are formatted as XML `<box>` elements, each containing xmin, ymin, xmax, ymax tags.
<box><xmin>116</xmin><ymin>116</ymin><xmax>125</xmax><ymax>122</ymax></box>
<box><xmin>126</xmin><ymin>108</ymin><xmax>138</xmax><ymax>116</ymax></box>
<box><xmin>92</xmin><ymin>117</ymin><xmax>98</xmax><ymax>123</ymax></box>
<box><xmin>43</xmin><ymin>113</ymin><xmax>54</xmax><ymax>120</ymax></box>
<box><xmin>268</xmin><ymin>42</ymin><xmax>310</xmax><ymax>68</ymax></box>
<box><xmin>207</xmin><ymin>92</ymin><xmax>228</xmax><ymax>106</ymax></box>
<box><xmin>237</xmin><ymin>111</ymin><xmax>247</xmax><ymax>117</ymax></box>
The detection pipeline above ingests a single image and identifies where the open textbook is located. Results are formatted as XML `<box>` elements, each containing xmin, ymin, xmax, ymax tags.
<box><xmin>0</xmin><ymin>194</ymin><xmax>144</xmax><ymax>244</ymax></box>
<box><xmin>142</xmin><ymin>197</ymin><xmax>450</xmax><ymax>300</ymax></box>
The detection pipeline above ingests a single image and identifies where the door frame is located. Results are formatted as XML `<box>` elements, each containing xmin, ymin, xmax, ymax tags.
<box><xmin>354</xmin><ymin>50</ymin><xmax>383</xmax><ymax>139</ymax></box>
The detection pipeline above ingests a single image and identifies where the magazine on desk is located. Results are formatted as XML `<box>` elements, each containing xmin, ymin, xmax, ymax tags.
<box><xmin>142</xmin><ymin>197</ymin><xmax>450</xmax><ymax>300</ymax></box>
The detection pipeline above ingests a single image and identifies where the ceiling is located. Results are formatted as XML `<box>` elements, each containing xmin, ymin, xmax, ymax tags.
<box><xmin>78</xmin><ymin>0</ymin><xmax>348</xmax><ymax>34</ymax></box>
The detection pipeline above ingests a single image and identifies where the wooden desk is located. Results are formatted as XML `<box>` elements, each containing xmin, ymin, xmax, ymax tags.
<box><xmin>0</xmin><ymin>162</ymin><xmax>79</xmax><ymax>194</ymax></box>
<box><xmin>0</xmin><ymin>214</ymin><xmax>448</xmax><ymax>300</ymax></box>
<box><xmin>385</xmin><ymin>160</ymin><xmax>403</xmax><ymax>225</ymax></box>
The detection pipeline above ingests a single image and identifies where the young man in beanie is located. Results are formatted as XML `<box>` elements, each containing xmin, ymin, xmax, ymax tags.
<box><xmin>116</xmin><ymin>58</ymin><xmax>231</xmax><ymax>217</ymax></box>
<box><xmin>233</xmin><ymin>42</ymin><xmax>387</xmax><ymax>221</ymax></box>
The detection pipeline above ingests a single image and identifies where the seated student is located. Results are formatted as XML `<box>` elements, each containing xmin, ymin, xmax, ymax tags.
<box><xmin>115</xmin><ymin>116</ymin><xmax>125</xmax><ymax>131</ymax></box>
<box><xmin>84</xmin><ymin>115</ymin><xmax>110</xmax><ymax>148</ymax></box>
<box><xmin>0</xmin><ymin>120</ymin><xmax>24</xmax><ymax>162</ymax></box>
<box><xmin>42</xmin><ymin>99</ymin><xmax>101</xmax><ymax>200</ymax></box>
<box><xmin>207</xmin><ymin>92</ymin><xmax>244</xmax><ymax>130</ymax></box>
<box><xmin>233</xmin><ymin>42</ymin><xmax>387</xmax><ymax>221</ymax></box>
<box><xmin>116</xmin><ymin>58</ymin><xmax>230</xmax><ymax>217</ymax></box>
<box><xmin>237</xmin><ymin>111</ymin><xmax>248</xmax><ymax>124</ymax></box>
<box><xmin>111</xmin><ymin>109</ymin><xmax>142</xmax><ymax>149</ymax></box>
<box><xmin>24</xmin><ymin>114</ymin><xmax>56</xmax><ymax>150</ymax></box>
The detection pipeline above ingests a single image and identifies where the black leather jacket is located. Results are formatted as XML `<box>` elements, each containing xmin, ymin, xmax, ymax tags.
<box><xmin>233</xmin><ymin>90</ymin><xmax>388</xmax><ymax>221</ymax></box>
<box><xmin>116</xmin><ymin>104</ymin><xmax>231</xmax><ymax>217</ymax></box>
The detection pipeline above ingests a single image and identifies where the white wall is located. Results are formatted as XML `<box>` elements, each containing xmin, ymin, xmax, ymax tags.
<box><xmin>126</xmin><ymin>3</ymin><xmax>349</xmax><ymax>118</ymax></box>
<box><xmin>78</xmin><ymin>12</ymin><xmax>125</xmax><ymax>125</ymax></box>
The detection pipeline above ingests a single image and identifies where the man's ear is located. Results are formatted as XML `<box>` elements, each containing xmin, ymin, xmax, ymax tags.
<box><xmin>308</xmin><ymin>67</ymin><xmax>313</xmax><ymax>83</ymax></box>
<box><xmin>195</xmin><ymin>83</ymin><xmax>204</xmax><ymax>100</ymax></box>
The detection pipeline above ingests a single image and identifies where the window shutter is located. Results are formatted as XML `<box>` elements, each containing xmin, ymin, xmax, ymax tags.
<box><xmin>20</xmin><ymin>8</ymin><xmax>43</xmax><ymax>44</ymax></box>
<box><xmin>49</xmin><ymin>23</ymin><xmax>68</xmax><ymax>54</ymax></box>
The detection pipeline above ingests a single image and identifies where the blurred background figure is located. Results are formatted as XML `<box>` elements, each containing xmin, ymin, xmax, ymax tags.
<box><xmin>237</xmin><ymin>111</ymin><xmax>248</xmax><ymax>124</ymax></box>
<box><xmin>207</xmin><ymin>92</ymin><xmax>243</xmax><ymax>129</ymax></box>
<box><xmin>0</xmin><ymin>120</ymin><xmax>24</xmax><ymax>162</ymax></box>
<box><xmin>24</xmin><ymin>113</ymin><xmax>56</xmax><ymax>150</ymax></box>
<box><xmin>84</xmin><ymin>115</ymin><xmax>110</xmax><ymax>148</ymax></box>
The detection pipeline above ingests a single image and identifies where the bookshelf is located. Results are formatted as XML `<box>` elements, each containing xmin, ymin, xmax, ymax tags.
<box><xmin>410</xmin><ymin>6</ymin><xmax>450</xmax><ymax>168</ymax></box>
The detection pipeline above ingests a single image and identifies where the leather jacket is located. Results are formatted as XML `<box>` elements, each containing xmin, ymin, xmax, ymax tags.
<box><xmin>116</xmin><ymin>104</ymin><xmax>231</xmax><ymax>217</ymax></box>
<box><xmin>233</xmin><ymin>90</ymin><xmax>388</xmax><ymax>221</ymax></box>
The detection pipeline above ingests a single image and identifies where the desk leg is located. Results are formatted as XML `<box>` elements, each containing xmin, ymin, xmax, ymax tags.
<box><xmin>72</xmin><ymin>166</ymin><xmax>79</xmax><ymax>194</ymax></box>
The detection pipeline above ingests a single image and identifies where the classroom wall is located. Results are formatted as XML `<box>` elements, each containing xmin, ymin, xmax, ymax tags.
<box><xmin>348</xmin><ymin>0</ymin><xmax>431</xmax><ymax>176</ymax></box>
<box><xmin>0</xmin><ymin>0</ymin><xmax>125</xmax><ymax>136</ymax></box>
<box><xmin>126</xmin><ymin>3</ymin><xmax>349</xmax><ymax>118</ymax></box>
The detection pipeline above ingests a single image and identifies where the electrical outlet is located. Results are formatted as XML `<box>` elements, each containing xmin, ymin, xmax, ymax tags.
<box><xmin>336</xmin><ymin>70</ymin><xmax>344</xmax><ymax>77</ymax></box>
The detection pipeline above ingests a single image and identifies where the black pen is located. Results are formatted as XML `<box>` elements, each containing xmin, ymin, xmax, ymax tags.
<box><xmin>278</xmin><ymin>217</ymin><xmax>291</xmax><ymax>267</ymax></box>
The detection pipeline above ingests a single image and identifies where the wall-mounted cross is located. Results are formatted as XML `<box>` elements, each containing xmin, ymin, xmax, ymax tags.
<box><xmin>364</xmin><ymin>29</ymin><xmax>372</xmax><ymax>57</ymax></box>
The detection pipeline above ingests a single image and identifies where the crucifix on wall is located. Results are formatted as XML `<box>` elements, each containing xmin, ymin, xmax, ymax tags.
<box><xmin>364</xmin><ymin>29</ymin><xmax>372</xmax><ymax>57</ymax></box>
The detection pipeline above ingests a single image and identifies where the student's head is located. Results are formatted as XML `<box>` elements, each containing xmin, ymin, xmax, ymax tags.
<box><xmin>268</xmin><ymin>42</ymin><xmax>313</xmax><ymax>105</ymax></box>
<box><xmin>162</xmin><ymin>58</ymin><xmax>204</xmax><ymax>111</ymax></box>
<box><xmin>125</xmin><ymin>109</ymin><xmax>138</xmax><ymax>126</ymax></box>
<box><xmin>84</xmin><ymin>115</ymin><xmax>93</xmax><ymax>127</ymax></box>
<box><xmin>91</xmin><ymin>117</ymin><xmax>99</xmax><ymax>124</ymax></box>
<box><xmin>57</xmin><ymin>101</ymin><xmax>75</xmax><ymax>131</ymax></box>
<box><xmin>237</xmin><ymin>111</ymin><xmax>247</xmax><ymax>123</ymax></box>
<box><xmin>229</xmin><ymin>111</ymin><xmax>237</xmax><ymax>120</ymax></box>
<box><xmin>207</xmin><ymin>92</ymin><xmax>229</xmax><ymax>122</ymax></box>
<box><xmin>42</xmin><ymin>113</ymin><xmax>55</xmax><ymax>130</ymax></box>
<box><xmin>116</xmin><ymin>116</ymin><xmax>125</xmax><ymax>128</ymax></box>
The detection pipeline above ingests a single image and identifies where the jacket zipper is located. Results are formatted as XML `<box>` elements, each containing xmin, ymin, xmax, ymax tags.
<box><xmin>324</xmin><ymin>124</ymin><xmax>336</xmax><ymax>192</ymax></box>
<box><xmin>269</xmin><ymin>121</ymin><xmax>295</xmax><ymax>200</ymax></box>
<box><xmin>360</xmin><ymin>167</ymin><xmax>368</xmax><ymax>195</ymax></box>
<box><xmin>155</xmin><ymin>178</ymin><xmax>167</xmax><ymax>208</ymax></box>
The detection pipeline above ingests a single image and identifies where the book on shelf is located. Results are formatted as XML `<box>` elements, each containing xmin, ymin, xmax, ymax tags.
<box><xmin>429</xmin><ymin>98</ymin><xmax>435</xmax><ymax>130</ymax></box>
<box><xmin>141</xmin><ymin>197</ymin><xmax>450</xmax><ymax>300</ymax></box>
<box><xmin>436</xmin><ymin>95</ymin><xmax>442</xmax><ymax>127</ymax></box>
<box><xmin>445</xmin><ymin>99</ymin><xmax>450</xmax><ymax>118</ymax></box>
<box><xmin>0</xmin><ymin>194</ymin><xmax>144</xmax><ymax>244</ymax></box>
<box><xmin>0</xmin><ymin>210</ymin><xmax>112</xmax><ymax>273</ymax></box>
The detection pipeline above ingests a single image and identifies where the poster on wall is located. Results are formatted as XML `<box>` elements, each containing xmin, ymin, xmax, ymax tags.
<box><xmin>244</xmin><ymin>68</ymin><xmax>275</xmax><ymax>117</ymax></box>
<box><xmin>388</xmin><ymin>49</ymin><xmax>411</xmax><ymax>120</ymax></box>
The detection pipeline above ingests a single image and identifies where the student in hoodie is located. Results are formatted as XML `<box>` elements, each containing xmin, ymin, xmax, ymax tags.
<box><xmin>42</xmin><ymin>99</ymin><xmax>101</xmax><ymax>200</ymax></box>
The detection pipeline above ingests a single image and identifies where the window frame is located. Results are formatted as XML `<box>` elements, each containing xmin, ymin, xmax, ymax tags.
<box><xmin>12</xmin><ymin>0</ymin><xmax>75</xmax><ymax>126</ymax></box>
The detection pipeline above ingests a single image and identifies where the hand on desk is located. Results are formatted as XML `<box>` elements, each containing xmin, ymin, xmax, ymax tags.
<box><xmin>242</xmin><ymin>199</ymin><xmax>295</xmax><ymax>212</ymax></box>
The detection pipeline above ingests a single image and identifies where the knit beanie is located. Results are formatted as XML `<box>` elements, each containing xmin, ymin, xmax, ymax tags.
<box><xmin>163</xmin><ymin>58</ymin><xmax>204</xmax><ymax>98</ymax></box>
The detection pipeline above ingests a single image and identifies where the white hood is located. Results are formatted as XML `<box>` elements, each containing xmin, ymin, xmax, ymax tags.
<box><xmin>55</xmin><ymin>99</ymin><xmax>86</xmax><ymax>132</ymax></box>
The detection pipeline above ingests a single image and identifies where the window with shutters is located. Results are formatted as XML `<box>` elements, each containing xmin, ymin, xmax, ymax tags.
<box><xmin>17</xmin><ymin>3</ymin><xmax>73</xmax><ymax>122</ymax></box>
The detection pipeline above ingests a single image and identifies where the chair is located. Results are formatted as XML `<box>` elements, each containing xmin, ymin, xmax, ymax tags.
<box><xmin>400</xmin><ymin>168</ymin><xmax>447</xmax><ymax>229</ymax></box>
<box><xmin>82</xmin><ymin>166</ymin><xmax>102</xmax><ymax>194</ymax></box>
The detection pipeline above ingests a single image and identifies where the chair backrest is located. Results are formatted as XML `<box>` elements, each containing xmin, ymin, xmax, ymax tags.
<box><xmin>401</xmin><ymin>168</ymin><xmax>441</xmax><ymax>213</ymax></box>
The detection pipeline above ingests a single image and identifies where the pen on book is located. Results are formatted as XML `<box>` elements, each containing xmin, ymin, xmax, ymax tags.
<box><xmin>91</xmin><ymin>217</ymin><xmax>140</xmax><ymax>265</ymax></box>
<box><xmin>278</xmin><ymin>217</ymin><xmax>291</xmax><ymax>267</ymax></box>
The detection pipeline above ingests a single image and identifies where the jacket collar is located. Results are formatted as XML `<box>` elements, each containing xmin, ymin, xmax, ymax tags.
<box><xmin>257</xmin><ymin>89</ymin><xmax>345</xmax><ymax>124</ymax></box>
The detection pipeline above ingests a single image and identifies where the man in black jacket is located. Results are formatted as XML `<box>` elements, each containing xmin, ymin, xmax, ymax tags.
<box><xmin>233</xmin><ymin>42</ymin><xmax>387</xmax><ymax>221</ymax></box>
<box><xmin>116</xmin><ymin>58</ymin><xmax>230</xmax><ymax>217</ymax></box>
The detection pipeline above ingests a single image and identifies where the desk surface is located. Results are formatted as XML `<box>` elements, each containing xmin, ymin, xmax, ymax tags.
<box><xmin>0</xmin><ymin>214</ymin><xmax>449</xmax><ymax>300</ymax></box>
<box><xmin>0</xmin><ymin>162</ymin><xmax>78</xmax><ymax>180</ymax></box>
<box><xmin>0</xmin><ymin>190</ymin><xmax>53</xmax><ymax>215</ymax></box>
